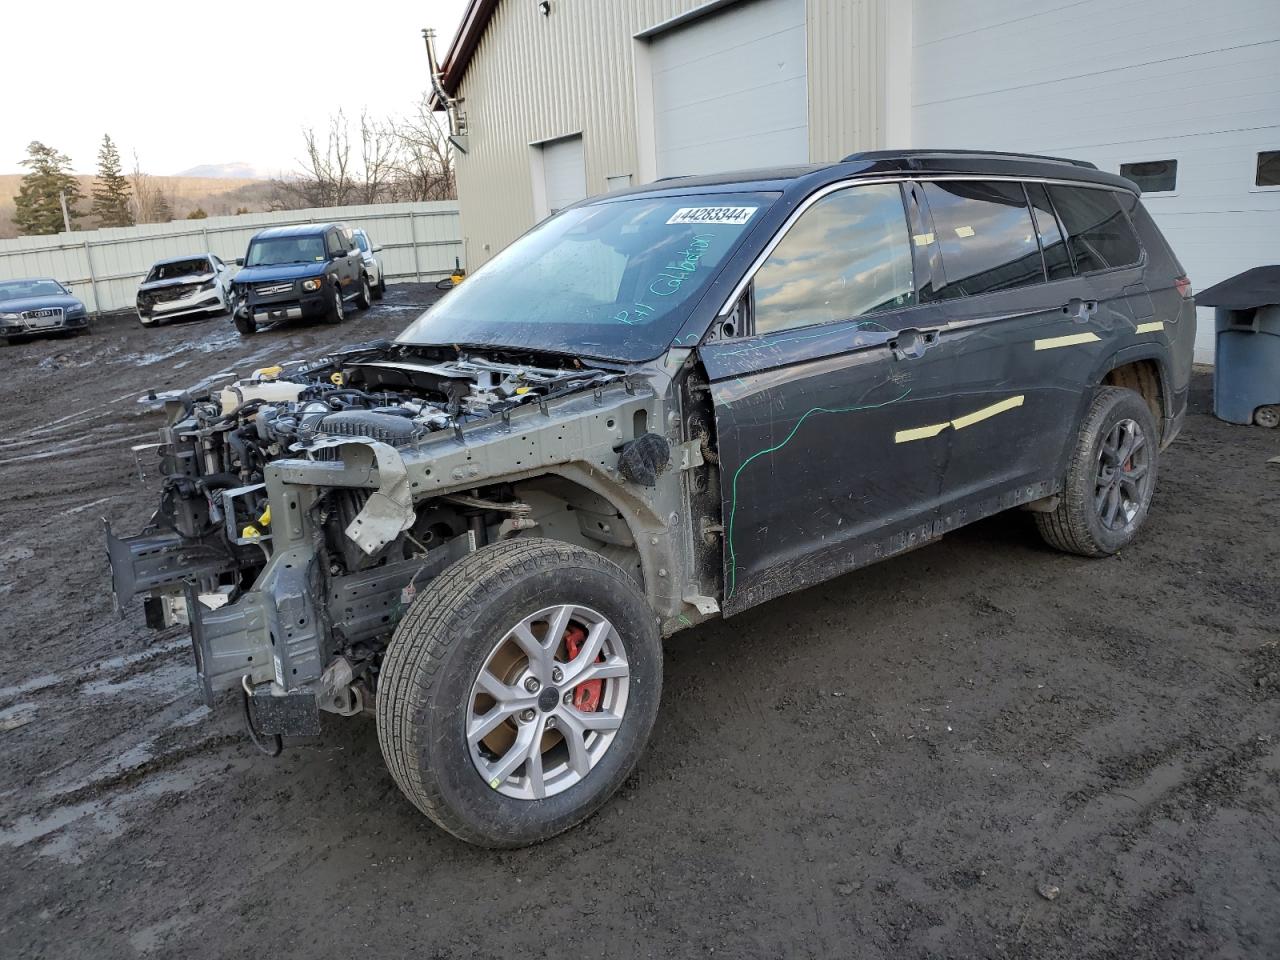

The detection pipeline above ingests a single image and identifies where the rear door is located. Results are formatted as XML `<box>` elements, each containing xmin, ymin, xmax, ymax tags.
<box><xmin>918</xmin><ymin>179</ymin><xmax>1147</xmax><ymax>509</ymax></box>
<box><xmin>701</xmin><ymin>181</ymin><xmax>957</xmax><ymax>614</ymax></box>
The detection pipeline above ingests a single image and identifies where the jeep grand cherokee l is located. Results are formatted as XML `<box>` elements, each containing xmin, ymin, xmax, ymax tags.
<box><xmin>107</xmin><ymin>150</ymin><xmax>1194</xmax><ymax>847</ymax></box>
<box><xmin>231</xmin><ymin>223</ymin><xmax>371</xmax><ymax>335</ymax></box>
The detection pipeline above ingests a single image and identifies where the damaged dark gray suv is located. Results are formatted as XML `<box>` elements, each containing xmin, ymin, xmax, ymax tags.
<box><xmin>106</xmin><ymin>150</ymin><xmax>1195</xmax><ymax>847</ymax></box>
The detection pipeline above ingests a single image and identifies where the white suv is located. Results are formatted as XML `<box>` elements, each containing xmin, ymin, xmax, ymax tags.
<box><xmin>350</xmin><ymin>229</ymin><xmax>386</xmax><ymax>300</ymax></box>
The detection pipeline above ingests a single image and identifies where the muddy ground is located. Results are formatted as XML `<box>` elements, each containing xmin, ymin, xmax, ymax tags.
<box><xmin>0</xmin><ymin>285</ymin><xmax>1277</xmax><ymax>959</ymax></box>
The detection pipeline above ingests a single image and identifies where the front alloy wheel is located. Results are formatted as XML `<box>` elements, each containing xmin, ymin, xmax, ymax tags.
<box><xmin>468</xmin><ymin>604</ymin><xmax>629</xmax><ymax>800</ymax></box>
<box><xmin>376</xmin><ymin>539</ymin><xmax>662</xmax><ymax>847</ymax></box>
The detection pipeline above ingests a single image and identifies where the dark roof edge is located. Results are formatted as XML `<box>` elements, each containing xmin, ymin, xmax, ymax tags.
<box><xmin>434</xmin><ymin>0</ymin><xmax>499</xmax><ymax>103</ymax></box>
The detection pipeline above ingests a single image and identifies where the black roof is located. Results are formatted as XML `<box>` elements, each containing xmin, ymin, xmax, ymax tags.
<box><xmin>603</xmin><ymin>149</ymin><xmax>1134</xmax><ymax>204</ymax></box>
<box><xmin>251</xmin><ymin>223</ymin><xmax>342</xmax><ymax>239</ymax></box>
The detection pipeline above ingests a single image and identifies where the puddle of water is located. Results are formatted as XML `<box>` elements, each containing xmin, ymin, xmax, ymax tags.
<box><xmin>0</xmin><ymin>702</ymin><xmax>37</xmax><ymax>731</ymax></box>
<box><xmin>81</xmin><ymin>660</ymin><xmax>193</xmax><ymax>699</ymax></box>
<box><xmin>2</xmin><ymin>764</ymin><xmax>208</xmax><ymax>865</ymax></box>
<box><xmin>130</xmin><ymin>913</ymin><xmax>195</xmax><ymax>954</ymax></box>
<box><xmin>0</xmin><ymin>673</ymin><xmax>61</xmax><ymax>703</ymax></box>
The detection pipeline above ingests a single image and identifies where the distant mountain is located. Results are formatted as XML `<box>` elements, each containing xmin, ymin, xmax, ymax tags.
<box><xmin>174</xmin><ymin>162</ymin><xmax>272</xmax><ymax>180</ymax></box>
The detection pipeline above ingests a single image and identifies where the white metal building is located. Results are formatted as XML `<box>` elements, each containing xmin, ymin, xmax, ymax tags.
<box><xmin>434</xmin><ymin>0</ymin><xmax>1280</xmax><ymax>360</ymax></box>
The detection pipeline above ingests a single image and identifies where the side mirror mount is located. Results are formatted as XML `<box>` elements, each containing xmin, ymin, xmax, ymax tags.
<box><xmin>372</xmin><ymin>245</ymin><xmax>383</xmax><ymax>253</ymax></box>
<box><xmin>234</xmin><ymin>258</ymin><xmax>245</xmax><ymax>267</ymax></box>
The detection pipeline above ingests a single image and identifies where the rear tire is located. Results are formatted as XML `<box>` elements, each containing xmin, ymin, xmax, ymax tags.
<box><xmin>234</xmin><ymin>314</ymin><xmax>257</xmax><ymax>336</ymax></box>
<box><xmin>1036</xmin><ymin>386</ymin><xmax>1160</xmax><ymax>557</ymax></box>
<box><xmin>376</xmin><ymin>538</ymin><xmax>662</xmax><ymax>847</ymax></box>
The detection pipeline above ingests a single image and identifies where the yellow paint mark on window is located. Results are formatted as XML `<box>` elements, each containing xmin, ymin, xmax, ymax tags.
<box><xmin>895</xmin><ymin>422</ymin><xmax>949</xmax><ymax>443</ymax></box>
<box><xmin>1134</xmin><ymin>320</ymin><xmax>1165</xmax><ymax>334</ymax></box>
<box><xmin>1034</xmin><ymin>332</ymin><xmax>1101</xmax><ymax>351</ymax></box>
<box><xmin>955</xmin><ymin>225</ymin><xmax>975</xmax><ymax>238</ymax></box>
<box><xmin>912</xmin><ymin>232</ymin><xmax>935</xmax><ymax>247</ymax></box>
<box><xmin>951</xmin><ymin>394</ymin><xmax>1025</xmax><ymax>430</ymax></box>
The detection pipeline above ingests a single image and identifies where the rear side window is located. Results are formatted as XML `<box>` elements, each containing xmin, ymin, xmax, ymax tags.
<box><xmin>1048</xmin><ymin>186</ymin><xmax>1142</xmax><ymax>272</ymax></box>
<box><xmin>921</xmin><ymin>180</ymin><xmax>1042</xmax><ymax>300</ymax></box>
<box><xmin>1025</xmin><ymin>184</ymin><xmax>1073</xmax><ymax>281</ymax></box>
<box><xmin>753</xmin><ymin>183</ymin><xmax>915</xmax><ymax>334</ymax></box>
<box><xmin>325</xmin><ymin>231</ymin><xmax>345</xmax><ymax>257</ymax></box>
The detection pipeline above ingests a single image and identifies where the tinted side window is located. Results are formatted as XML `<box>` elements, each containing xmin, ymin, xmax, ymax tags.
<box><xmin>1048</xmin><ymin>186</ymin><xmax>1142</xmax><ymax>272</ymax></box>
<box><xmin>753</xmin><ymin>183</ymin><xmax>915</xmax><ymax>334</ymax></box>
<box><xmin>921</xmin><ymin>181</ymin><xmax>1042</xmax><ymax>300</ymax></box>
<box><xmin>325</xmin><ymin>231</ymin><xmax>344</xmax><ymax>256</ymax></box>
<box><xmin>354</xmin><ymin>233</ymin><xmax>370</xmax><ymax>252</ymax></box>
<box><xmin>1025</xmin><ymin>183</ymin><xmax>1073</xmax><ymax>281</ymax></box>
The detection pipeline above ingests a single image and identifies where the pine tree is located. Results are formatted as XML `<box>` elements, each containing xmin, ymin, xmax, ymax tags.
<box><xmin>152</xmin><ymin>190</ymin><xmax>173</xmax><ymax>223</ymax></box>
<box><xmin>13</xmin><ymin>141</ymin><xmax>82</xmax><ymax>236</ymax></box>
<box><xmin>90</xmin><ymin>134</ymin><xmax>134</xmax><ymax>228</ymax></box>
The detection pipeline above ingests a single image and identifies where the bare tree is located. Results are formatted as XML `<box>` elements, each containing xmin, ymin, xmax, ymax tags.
<box><xmin>358</xmin><ymin>110</ymin><xmax>399</xmax><ymax>204</ymax></box>
<box><xmin>130</xmin><ymin>151</ymin><xmax>160</xmax><ymax>224</ymax></box>
<box><xmin>272</xmin><ymin>111</ymin><xmax>356</xmax><ymax>209</ymax></box>
<box><xmin>271</xmin><ymin>97</ymin><xmax>455</xmax><ymax>210</ymax></box>
<box><xmin>392</xmin><ymin>95</ymin><xmax>456</xmax><ymax>201</ymax></box>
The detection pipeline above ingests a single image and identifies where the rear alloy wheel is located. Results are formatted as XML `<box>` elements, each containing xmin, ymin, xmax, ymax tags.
<box><xmin>355</xmin><ymin>276</ymin><xmax>372</xmax><ymax>310</ymax></box>
<box><xmin>377</xmin><ymin>539</ymin><xmax>661</xmax><ymax>847</ymax></box>
<box><xmin>1036</xmin><ymin>386</ymin><xmax>1160</xmax><ymax>556</ymax></box>
<box><xmin>1254</xmin><ymin>405</ymin><xmax>1280</xmax><ymax>429</ymax></box>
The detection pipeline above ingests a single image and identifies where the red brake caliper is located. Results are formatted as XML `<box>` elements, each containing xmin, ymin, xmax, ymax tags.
<box><xmin>563</xmin><ymin>623</ymin><xmax>604</xmax><ymax>712</ymax></box>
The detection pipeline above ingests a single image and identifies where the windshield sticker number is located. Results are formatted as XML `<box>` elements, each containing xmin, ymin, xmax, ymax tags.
<box><xmin>666</xmin><ymin>206</ymin><xmax>757</xmax><ymax>226</ymax></box>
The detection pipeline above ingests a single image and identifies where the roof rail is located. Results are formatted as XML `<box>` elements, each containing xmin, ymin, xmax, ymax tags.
<box><xmin>841</xmin><ymin>149</ymin><xmax>1098</xmax><ymax>170</ymax></box>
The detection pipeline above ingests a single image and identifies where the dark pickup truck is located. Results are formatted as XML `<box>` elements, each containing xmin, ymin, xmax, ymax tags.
<box><xmin>232</xmin><ymin>223</ymin><xmax>372</xmax><ymax>335</ymax></box>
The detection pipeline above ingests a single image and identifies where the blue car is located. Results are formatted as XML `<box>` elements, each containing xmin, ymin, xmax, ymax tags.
<box><xmin>0</xmin><ymin>278</ymin><xmax>90</xmax><ymax>344</ymax></box>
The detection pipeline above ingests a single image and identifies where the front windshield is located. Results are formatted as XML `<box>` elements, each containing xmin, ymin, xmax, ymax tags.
<box><xmin>397</xmin><ymin>191</ymin><xmax>776</xmax><ymax>361</ymax></box>
<box><xmin>146</xmin><ymin>258</ymin><xmax>210</xmax><ymax>282</ymax></box>
<box><xmin>246</xmin><ymin>235</ymin><xmax>326</xmax><ymax>267</ymax></box>
<box><xmin>0</xmin><ymin>279</ymin><xmax>67</xmax><ymax>301</ymax></box>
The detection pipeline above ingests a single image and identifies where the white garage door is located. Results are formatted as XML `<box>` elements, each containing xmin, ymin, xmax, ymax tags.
<box><xmin>911</xmin><ymin>0</ymin><xmax>1280</xmax><ymax>361</ymax></box>
<box><xmin>541</xmin><ymin>135</ymin><xmax>586</xmax><ymax>216</ymax></box>
<box><xmin>649</xmin><ymin>0</ymin><xmax>809</xmax><ymax>178</ymax></box>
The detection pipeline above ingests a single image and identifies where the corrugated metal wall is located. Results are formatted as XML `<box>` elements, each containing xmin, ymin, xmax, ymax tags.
<box><xmin>452</xmin><ymin>0</ymin><xmax>889</xmax><ymax>266</ymax></box>
<box><xmin>0</xmin><ymin>201</ymin><xmax>461</xmax><ymax>315</ymax></box>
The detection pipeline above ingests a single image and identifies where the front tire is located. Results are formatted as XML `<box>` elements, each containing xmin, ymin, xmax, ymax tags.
<box><xmin>1036</xmin><ymin>386</ymin><xmax>1160</xmax><ymax>557</ymax></box>
<box><xmin>326</xmin><ymin>287</ymin><xmax>345</xmax><ymax>324</ymax></box>
<box><xmin>376</xmin><ymin>538</ymin><xmax>662</xmax><ymax>847</ymax></box>
<box><xmin>234</xmin><ymin>314</ymin><xmax>257</xmax><ymax>336</ymax></box>
<box><xmin>374</xmin><ymin>276</ymin><xmax>386</xmax><ymax>300</ymax></box>
<box><xmin>355</xmin><ymin>275</ymin><xmax>372</xmax><ymax>310</ymax></box>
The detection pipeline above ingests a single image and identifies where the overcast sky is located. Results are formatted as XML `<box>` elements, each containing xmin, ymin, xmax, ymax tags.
<box><xmin>3</xmin><ymin>0</ymin><xmax>471</xmax><ymax>176</ymax></box>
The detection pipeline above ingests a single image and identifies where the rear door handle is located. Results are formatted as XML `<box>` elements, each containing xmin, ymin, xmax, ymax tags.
<box><xmin>889</xmin><ymin>328</ymin><xmax>939</xmax><ymax>361</ymax></box>
<box><xmin>1064</xmin><ymin>298</ymin><xmax>1098</xmax><ymax>323</ymax></box>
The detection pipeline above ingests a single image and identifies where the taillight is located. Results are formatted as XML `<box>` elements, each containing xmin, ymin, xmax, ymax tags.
<box><xmin>1174</xmin><ymin>276</ymin><xmax>1192</xmax><ymax>298</ymax></box>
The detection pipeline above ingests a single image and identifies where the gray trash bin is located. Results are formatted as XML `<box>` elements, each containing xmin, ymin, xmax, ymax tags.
<box><xmin>1200</xmin><ymin>265</ymin><xmax>1280</xmax><ymax>427</ymax></box>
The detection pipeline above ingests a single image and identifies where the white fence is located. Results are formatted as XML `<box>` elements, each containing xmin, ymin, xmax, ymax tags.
<box><xmin>0</xmin><ymin>201</ymin><xmax>462</xmax><ymax>315</ymax></box>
